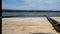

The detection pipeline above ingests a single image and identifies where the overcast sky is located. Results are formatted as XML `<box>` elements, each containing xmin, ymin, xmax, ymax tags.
<box><xmin>2</xmin><ymin>0</ymin><xmax>60</xmax><ymax>10</ymax></box>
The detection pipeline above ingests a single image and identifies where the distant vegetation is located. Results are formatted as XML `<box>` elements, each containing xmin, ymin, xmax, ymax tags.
<box><xmin>2</xmin><ymin>9</ymin><xmax>60</xmax><ymax>12</ymax></box>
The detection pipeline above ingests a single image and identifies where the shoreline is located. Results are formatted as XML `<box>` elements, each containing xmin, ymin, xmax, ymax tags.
<box><xmin>2</xmin><ymin>17</ymin><xmax>60</xmax><ymax>34</ymax></box>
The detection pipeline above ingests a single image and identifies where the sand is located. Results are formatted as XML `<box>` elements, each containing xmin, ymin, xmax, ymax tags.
<box><xmin>2</xmin><ymin>17</ymin><xmax>60</xmax><ymax>34</ymax></box>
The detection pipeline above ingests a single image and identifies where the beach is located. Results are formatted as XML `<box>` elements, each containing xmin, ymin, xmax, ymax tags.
<box><xmin>2</xmin><ymin>17</ymin><xmax>60</xmax><ymax>34</ymax></box>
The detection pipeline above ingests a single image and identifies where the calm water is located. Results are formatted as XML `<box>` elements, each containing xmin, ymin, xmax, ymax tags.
<box><xmin>2</xmin><ymin>12</ymin><xmax>60</xmax><ymax>17</ymax></box>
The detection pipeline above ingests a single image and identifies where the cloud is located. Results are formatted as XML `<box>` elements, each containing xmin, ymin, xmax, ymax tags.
<box><xmin>2</xmin><ymin>0</ymin><xmax>60</xmax><ymax>10</ymax></box>
<box><xmin>46</xmin><ymin>0</ymin><xmax>59</xmax><ymax>4</ymax></box>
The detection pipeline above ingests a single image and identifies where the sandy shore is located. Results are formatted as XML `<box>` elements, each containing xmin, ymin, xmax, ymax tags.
<box><xmin>2</xmin><ymin>17</ymin><xmax>60</xmax><ymax>34</ymax></box>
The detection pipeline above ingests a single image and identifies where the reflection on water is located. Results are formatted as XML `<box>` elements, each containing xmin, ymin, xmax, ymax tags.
<box><xmin>2</xmin><ymin>12</ymin><xmax>60</xmax><ymax>17</ymax></box>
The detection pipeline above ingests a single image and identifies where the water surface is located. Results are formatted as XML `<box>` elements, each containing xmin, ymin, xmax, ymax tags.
<box><xmin>2</xmin><ymin>12</ymin><xmax>60</xmax><ymax>17</ymax></box>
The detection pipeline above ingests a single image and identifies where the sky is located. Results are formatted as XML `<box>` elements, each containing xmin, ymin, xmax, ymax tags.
<box><xmin>2</xmin><ymin>0</ymin><xmax>60</xmax><ymax>10</ymax></box>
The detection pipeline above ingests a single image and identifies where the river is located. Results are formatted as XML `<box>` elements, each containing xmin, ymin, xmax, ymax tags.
<box><xmin>2</xmin><ymin>12</ymin><xmax>60</xmax><ymax>17</ymax></box>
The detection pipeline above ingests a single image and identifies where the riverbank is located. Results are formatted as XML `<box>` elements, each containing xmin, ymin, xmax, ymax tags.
<box><xmin>2</xmin><ymin>9</ymin><xmax>60</xmax><ymax>12</ymax></box>
<box><xmin>2</xmin><ymin>17</ymin><xmax>60</xmax><ymax>34</ymax></box>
